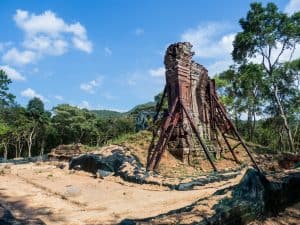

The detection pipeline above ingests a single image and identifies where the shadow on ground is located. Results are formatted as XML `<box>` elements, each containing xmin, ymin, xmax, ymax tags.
<box><xmin>0</xmin><ymin>191</ymin><xmax>65</xmax><ymax>225</ymax></box>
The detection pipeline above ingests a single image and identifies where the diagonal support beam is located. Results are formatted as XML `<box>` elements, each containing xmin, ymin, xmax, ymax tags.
<box><xmin>211</xmin><ymin>94</ymin><xmax>261</xmax><ymax>173</ymax></box>
<box><xmin>181</xmin><ymin>102</ymin><xmax>217</xmax><ymax>172</ymax></box>
<box><xmin>147</xmin><ymin>97</ymin><xmax>179</xmax><ymax>171</ymax></box>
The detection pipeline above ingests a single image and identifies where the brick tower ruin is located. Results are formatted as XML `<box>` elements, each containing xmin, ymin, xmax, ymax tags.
<box><xmin>147</xmin><ymin>42</ymin><xmax>259</xmax><ymax>172</ymax></box>
<box><xmin>165</xmin><ymin>42</ymin><xmax>218</xmax><ymax>163</ymax></box>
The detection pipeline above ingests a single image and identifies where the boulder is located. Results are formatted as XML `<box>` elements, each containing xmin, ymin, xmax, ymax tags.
<box><xmin>69</xmin><ymin>154</ymin><xmax>113</xmax><ymax>174</ymax></box>
<box><xmin>64</xmin><ymin>185</ymin><xmax>81</xmax><ymax>197</ymax></box>
<box><xmin>97</xmin><ymin>169</ymin><xmax>114</xmax><ymax>178</ymax></box>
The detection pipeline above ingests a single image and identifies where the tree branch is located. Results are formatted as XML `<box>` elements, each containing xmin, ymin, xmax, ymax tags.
<box><xmin>273</xmin><ymin>41</ymin><xmax>287</xmax><ymax>67</ymax></box>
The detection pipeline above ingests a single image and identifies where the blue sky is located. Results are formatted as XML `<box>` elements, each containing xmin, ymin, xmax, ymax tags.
<box><xmin>0</xmin><ymin>0</ymin><xmax>299</xmax><ymax>111</ymax></box>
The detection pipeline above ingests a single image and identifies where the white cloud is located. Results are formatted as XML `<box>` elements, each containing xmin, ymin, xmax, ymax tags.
<box><xmin>0</xmin><ymin>42</ymin><xmax>12</xmax><ymax>52</ymax></box>
<box><xmin>54</xmin><ymin>95</ymin><xmax>63</xmax><ymax>101</ymax></box>
<box><xmin>21</xmin><ymin>88</ymin><xmax>48</xmax><ymax>102</ymax></box>
<box><xmin>78</xmin><ymin>100</ymin><xmax>90</xmax><ymax>109</ymax></box>
<box><xmin>284</xmin><ymin>0</ymin><xmax>300</xmax><ymax>15</ymax></box>
<box><xmin>181</xmin><ymin>23</ymin><xmax>235</xmax><ymax>59</ymax></box>
<box><xmin>2</xmin><ymin>48</ymin><xmax>37</xmax><ymax>65</ymax></box>
<box><xmin>250</xmin><ymin>42</ymin><xmax>300</xmax><ymax>72</ymax></box>
<box><xmin>80</xmin><ymin>77</ymin><xmax>102</xmax><ymax>94</ymax></box>
<box><xmin>181</xmin><ymin>22</ymin><xmax>237</xmax><ymax>75</ymax></box>
<box><xmin>4</xmin><ymin>9</ymin><xmax>93</xmax><ymax>65</ymax></box>
<box><xmin>23</xmin><ymin>35</ymin><xmax>69</xmax><ymax>56</ymax></box>
<box><xmin>207</xmin><ymin>60</ymin><xmax>232</xmax><ymax>76</ymax></box>
<box><xmin>104</xmin><ymin>47</ymin><xmax>112</xmax><ymax>56</ymax></box>
<box><xmin>72</xmin><ymin>37</ymin><xmax>92</xmax><ymax>53</ymax></box>
<box><xmin>0</xmin><ymin>65</ymin><xmax>26</xmax><ymax>81</ymax></box>
<box><xmin>135</xmin><ymin>28</ymin><xmax>144</xmax><ymax>36</ymax></box>
<box><xmin>80</xmin><ymin>83</ymin><xmax>94</xmax><ymax>93</ymax></box>
<box><xmin>14</xmin><ymin>10</ymin><xmax>65</xmax><ymax>36</ymax></box>
<box><xmin>149</xmin><ymin>67</ymin><xmax>165</xmax><ymax>77</ymax></box>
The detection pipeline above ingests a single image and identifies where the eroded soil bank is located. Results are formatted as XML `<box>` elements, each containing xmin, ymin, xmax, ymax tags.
<box><xmin>120</xmin><ymin>169</ymin><xmax>300</xmax><ymax>225</ymax></box>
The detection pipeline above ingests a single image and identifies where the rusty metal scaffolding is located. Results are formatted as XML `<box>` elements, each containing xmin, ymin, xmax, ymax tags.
<box><xmin>146</xmin><ymin>42</ymin><xmax>260</xmax><ymax>172</ymax></box>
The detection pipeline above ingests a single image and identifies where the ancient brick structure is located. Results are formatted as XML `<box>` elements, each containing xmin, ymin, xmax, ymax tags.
<box><xmin>164</xmin><ymin>42</ymin><xmax>219</xmax><ymax>163</ymax></box>
<box><xmin>147</xmin><ymin>42</ymin><xmax>259</xmax><ymax>172</ymax></box>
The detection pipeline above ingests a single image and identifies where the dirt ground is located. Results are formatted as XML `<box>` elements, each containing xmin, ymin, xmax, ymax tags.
<box><xmin>249</xmin><ymin>202</ymin><xmax>300</xmax><ymax>225</ymax></box>
<box><xmin>0</xmin><ymin>162</ymin><xmax>246</xmax><ymax>225</ymax></box>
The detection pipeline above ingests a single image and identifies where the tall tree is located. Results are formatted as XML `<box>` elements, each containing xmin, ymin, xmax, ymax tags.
<box><xmin>232</xmin><ymin>2</ymin><xmax>300</xmax><ymax>151</ymax></box>
<box><xmin>0</xmin><ymin>119</ymin><xmax>10</xmax><ymax>160</ymax></box>
<box><xmin>0</xmin><ymin>70</ymin><xmax>15</xmax><ymax>108</ymax></box>
<box><xmin>216</xmin><ymin>63</ymin><xmax>266</xmax><ymax>141</ymax></box>
<box><xmin>26</xmin><ymin>97</ymin><xmax>45</xmax><ymax>157</ymax></box>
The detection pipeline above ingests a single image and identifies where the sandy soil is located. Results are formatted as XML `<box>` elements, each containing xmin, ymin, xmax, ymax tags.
<box><xmin>0</xmin><ymin>162</ymin><xmax>246</xmax><ymax>225</ymax></box>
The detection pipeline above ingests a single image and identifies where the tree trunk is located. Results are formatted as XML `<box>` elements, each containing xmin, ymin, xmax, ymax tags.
<box><xmin>40</xmin><ymin>138</ymin><xmax>45</xmax><ymax>157</ymax></box>
<box><xmin>14</xmin><ymin>144</ymin><xmax>18</xmax><ymax>158</ymax></box>
<box><xmin>3</xmin><ymin>143</ymin><xmax>8</xmax><ymax>161</ymax></box>
<box><xmin>96</xmin><ymin>136</ymin><xmax>101</xmax><ymax>147</ymax></box>
<box><xmin>274</xmin><ymin>85</ymin><xmax>295</xmax><ymax>152</ymax></box>
<box><xmin>27</xmin><ymin>127</ymin><xmax>35</xmax><ymax>158</ymax></box>
<box><xmin>247</xmin><ymin>107</ymin><xmax>252</xmax><ymax>141</ymax></box>
<box><xmin>78</xmin><ymin>130</ymin><xmax>84</xmax><ymax>143</ymax></box>
<box><xmin>251</xmin><ymin>110</ymin><xmax>256</xmax><ymax>142</ymax></box>
<box><xmin>18</xmin><ymin>140</ymin><xmax>23</xmax><ymax>158</ymax></box>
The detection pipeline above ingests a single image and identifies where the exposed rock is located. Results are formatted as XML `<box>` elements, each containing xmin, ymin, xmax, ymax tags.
<box><xmin>119</xmin><ymin>169</ymin><xmax>300</xmax><ymax>225</ymax></box>
<box><xmin>69</xmin><ymin>146</ymin><xmax>138</xmax><ymax>174</ymax></box>
<box><xmin>69</xmin><ymin>145</ymin><xmax>243</xmax><ymax>190</ymax></box>
<box><xmin>64</xmin><ymin>185</ymin><xmax>81</xmax><ymax>197</ymax></box>
<box><xmin>48</xmin><ymin>144</ymin><xmax>83</xmax><ymax>161</ymax></box>
<box><xmin>97</xmin><ymin>169</ymin><xmax>113</xmax><ymax>178</ymax></box>
<box><xmin>69</xmin><ymin>154</ymin><xmax>112</xmax><ymax>174</ymax></box>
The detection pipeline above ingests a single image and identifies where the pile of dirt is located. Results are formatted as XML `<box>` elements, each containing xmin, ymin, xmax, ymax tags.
<box><xmin>48</xmin><ymin>143</ymin><xmax>84</xmax><ymax>160</ymax></box>
<box><xmin>112</xmin><ymin>131</ymin><xmax>255</xmax><ymax>177</ymax></box>
<box><xmin>278</xmin><ymin>154</ymin><xmax>300</xmax><ymax>169</ymax></box>
<box><xmin>255</xmin><ymin>153</ymin><xmax>300</xmax><ymax>172</ymax></box>
<box><xmin>69</xmin><ymin>145</ymin><xmax>244</xmax><ymax>190</ymax></box>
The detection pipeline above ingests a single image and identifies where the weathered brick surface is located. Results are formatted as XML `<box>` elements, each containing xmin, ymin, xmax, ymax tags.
<box><xmin>164</xmin><ymin>42</ymin><xmax>218</xmax><ymax>162</ymax></box>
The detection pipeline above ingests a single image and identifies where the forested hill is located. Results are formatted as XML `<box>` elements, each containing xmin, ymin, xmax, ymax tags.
<box><xmin>91</xmin><ymin>101</ymin><xmax>157</xmax><ymax>119</ymax></box>
<box><xmin>126</xmin><ymin>102</ymin><xmax>156</xmax><ymax>117</ymax></box>
<box><xmin>91</xmin><ymin>110</ymin><xmax>123</xmax><ymax>119</ymax></box>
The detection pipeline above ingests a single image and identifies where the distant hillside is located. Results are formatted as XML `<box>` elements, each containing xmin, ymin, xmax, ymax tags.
<box><xmin>90</xmin><ymin>102</ymin><xmax>157</xmax><ymax>120</ymax></box>
<box><xmin>91</xmin><ymin>110</ymin><xmax>123</xmax><ymax>119</ymax></box>
<box><xmin>126</xmin><ymin>101</ymin><xmax>156</xmax><ymax>117</ymax></box>
<box><xmin>91</xmin><ymin>96</ymin><xmax>160</xmax><ymax>121</ymax></box>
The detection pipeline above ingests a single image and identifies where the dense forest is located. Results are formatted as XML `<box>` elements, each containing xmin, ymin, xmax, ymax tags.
<box><xmin>0</xmin><ymin>2</ymin><xmax>299</xmax><ymax>160</ymax></box>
